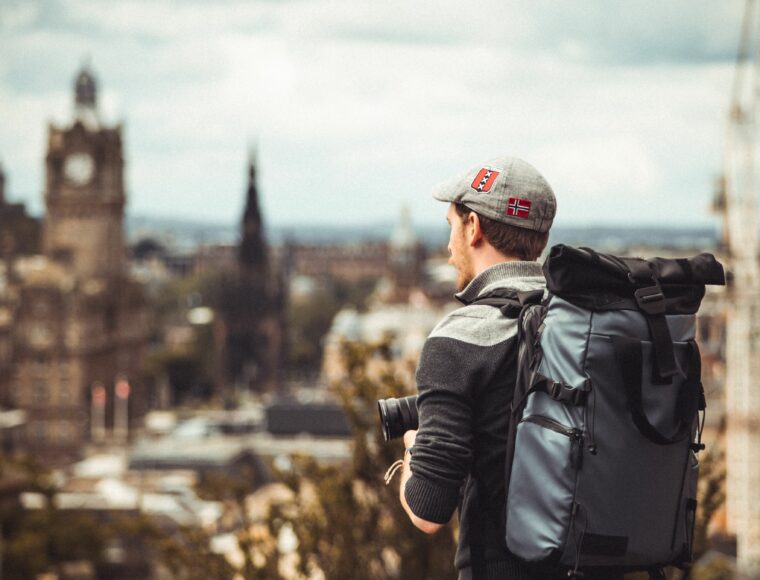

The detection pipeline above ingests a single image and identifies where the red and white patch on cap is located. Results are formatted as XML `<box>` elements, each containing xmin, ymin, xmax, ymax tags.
<box><xmin>470</xmin><ymin>167</ymin><xmax>501</xmax><ymax>193</ymax></box>
<box><xmin>506</xmin><ymin>197</ymin><xmax>532</xmax><ymax>219</ymax></box>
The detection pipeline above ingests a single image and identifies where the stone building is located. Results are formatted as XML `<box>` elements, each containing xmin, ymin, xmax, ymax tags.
<box><xmin>279</xmin><ymin>206</ymin><xmax>427</xmax><ymax>295</ymax></box>
<box><xmin>0</xmin><ymin>66</ymin><xmax>150</xmax><ymax>464</ymax></box>
<box><xmin>281</xmin><ymin>242</ymin><xmax>390</xmax><ymax>285</ymax></box>
<box><xmin>0</xmin><ymin>163</ymin><xmax>42</xmax><ymax>430</ymax></box>
<box><xmin>0</xmin><ymin>162</ymin><xmax>41</xmax><ymax>258</ymax></box>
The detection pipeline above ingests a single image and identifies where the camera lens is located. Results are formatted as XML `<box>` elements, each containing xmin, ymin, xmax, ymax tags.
<box><xmin>377</xmin><ymin>395</ymin><xmax>418</xmax><ymax>441</ymax></box>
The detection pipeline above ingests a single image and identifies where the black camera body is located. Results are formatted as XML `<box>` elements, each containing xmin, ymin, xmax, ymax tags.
<box><xmin>377</xmin><ymin>395</ymin><xmax>418</xmax><ymax>441</ymax></box>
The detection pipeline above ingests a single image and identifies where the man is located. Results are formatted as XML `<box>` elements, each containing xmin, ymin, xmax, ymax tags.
<box><xmin>398</xmin><ymin>156</ymin><xmax>555</xmax><ymax>579</ymax></box>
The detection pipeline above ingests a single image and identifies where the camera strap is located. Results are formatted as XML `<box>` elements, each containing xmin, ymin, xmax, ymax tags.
<box><xmin>383</xmin><ymin>459</ymin><xmax>404</xmax><ymax>485</ymax></box>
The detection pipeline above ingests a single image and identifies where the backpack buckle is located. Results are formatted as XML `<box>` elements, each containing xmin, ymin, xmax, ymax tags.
<box><xmin>548</xmin><ymin>381</ymin><xmax>588</xmax><ymax>405</ymax></box>
<box><xmin>633</xmin><ymin>284</ymin><xmax>666</xmax><ymax>315</ymax></box>
<box><xmin>627</xmin><ymin>264</ymin><xmax>666</xmax><ymax>315</ymax></box>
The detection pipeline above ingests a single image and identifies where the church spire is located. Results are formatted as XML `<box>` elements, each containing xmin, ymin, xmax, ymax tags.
<box><xmin>73</xmin><ymin>60</ymin><xmax>99</xmax><ymax>129</ymax></box>
<box><xmin>239</xmin><ymin>150</ymin><xmax>267</xmax><ymax>272</ymax></box>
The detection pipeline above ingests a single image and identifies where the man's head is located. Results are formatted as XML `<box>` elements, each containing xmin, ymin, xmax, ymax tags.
<box><xmin>435</xmin><ymin>156</ymin><xmax>556</xmax><ymax>290</ymax></box>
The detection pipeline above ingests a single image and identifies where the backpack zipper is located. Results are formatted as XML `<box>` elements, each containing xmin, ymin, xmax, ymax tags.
<box><xmin>520</xmin><ymin>415</ymin><xmax>575</xmax><ymax>436</ymax></box>
<box><xmin>520</xmin><ymin>415</ymin><xmax>584</xmax><ymax>468</ymax></box>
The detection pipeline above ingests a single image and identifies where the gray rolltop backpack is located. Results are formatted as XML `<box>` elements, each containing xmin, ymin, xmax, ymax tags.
<box><xmin>498</xmin><ymin>245</ymin><xmax>725</xmax><ymax>578</ymax></box>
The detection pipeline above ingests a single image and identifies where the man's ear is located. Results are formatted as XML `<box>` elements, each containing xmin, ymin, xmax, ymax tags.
<box><xmin>467</xmin><ymin>211</ymin><xmax>484</xmax><ymax>248</ymax></box>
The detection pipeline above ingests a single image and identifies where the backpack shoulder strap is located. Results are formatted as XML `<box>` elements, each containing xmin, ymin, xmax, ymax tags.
<box><xmin>470</xmin><ymin>289</ymin><xmax>544</xmax><ymax>319</ymax></box>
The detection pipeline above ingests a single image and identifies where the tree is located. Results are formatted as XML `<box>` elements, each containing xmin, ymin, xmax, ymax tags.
<box><xmin>286</xmin><ymin>289</ymin><xmax>342</xmax><ymax>373</ymax></box>
<box><xmin>139</xmin><ymin>337</ymin><xmax>730</xmax><ymax>579</ymax></box>
<box><xmin>692</xmin><ymin>445</ymin><xmax>726</xmax><ymax>560</ymax></box>
<box><xmin>0</xmin><ymin>456</ymin><xmax>105</xmax><ymax>579</ymax></box>
<box><xmin>111</xmin><ymin>513</ymin><xmax>236</xmax><ymax>580</ymax></box>
<box><xmin>264</xmin><ymin>339</ymin><xmax>457</xmax><ymax>579</ymax></box>
<box><xmin>286</xmin><ymin>278</ymin><xmax>377</xmax><ymax>375</ymax></box>
<box><xmin>689</xmin><ymin>444</ymin><xmax>729</xmax><ymax>580</ymax></box>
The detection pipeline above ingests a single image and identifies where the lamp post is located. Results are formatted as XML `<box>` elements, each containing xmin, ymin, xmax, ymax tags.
<box><xmin>114</xmin><ymin>378</ymin><xmax>130</xmax><ymax>443</ymax></box>
<box><xmin>91</xmin><ymin>382</ymin><xmax>106</xmax><ymax>442</ymax></box>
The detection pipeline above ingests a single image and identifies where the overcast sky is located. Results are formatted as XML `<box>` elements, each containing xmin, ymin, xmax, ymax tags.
<box><xmin>0</xmin><ymin>0</ymin><xmax>745</xmax><ymax>229</ymax></box>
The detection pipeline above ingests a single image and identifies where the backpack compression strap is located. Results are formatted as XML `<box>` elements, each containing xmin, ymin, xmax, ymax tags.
<box><xmin>611</xmin><ymin>336</ymin><xmax>702</xmax><ymax>446</ymax></box>
<box><xmin>620</xmin><ymin>258</ymin><xmax>679</xmax><ymax>382</ymax></box>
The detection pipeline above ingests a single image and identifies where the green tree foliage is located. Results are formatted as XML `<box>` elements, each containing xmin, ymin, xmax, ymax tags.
<box><xmin>0</xmin><ymin>456</ymin><xmax>105</xmax><ymax>579</ymax></box>
<box><xmin>690</xmin><ymin>556</ymin><xmax>735</xmax><ymax>580</ymax></box>
<box><xmin>286</xmin><ymin>278</ymin><xmax>377</xmax><ymax>373</ymax></box>
<box><xmin>689</xmin><ymin>445</ymin><xmax>729</xmax><ymax>580</ymax></box>
<box><xmin>286</xmin><ymin>289</ymin><xmax>343</xmax><ymax>372</ymax></box>
<box><xmin>693</xmin><ymin>446</ymin><xmax>726</xmax><ymax>560</ymax></box>
<box><xmin>264</xmin><ymin>340</ymin><xmax>458</xmax><ymax>579</ymax></box>
<box><xmin>196</xmin><ymin>466</ymin><xmax>281</xmax><ymax>579</ymax></box>
<box><xmin>155</xmin><ymin>338</ymin><xmax>454</xmax><ymax>579</ymax></box>
<box><xmin>111</xmin><ymin>513</ymin><xmax>236</xmax><ymax>580</ymax></box>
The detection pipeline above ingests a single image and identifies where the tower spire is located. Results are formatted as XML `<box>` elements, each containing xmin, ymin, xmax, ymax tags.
<box><xmin>74</xmin><ymin>60</ymin><xmax>99</xmax><ymax>129</ymax></box>
<box><xmin>239</xmin><ymin>151</ymin><xmax>267</xmax><ymax>272</ymax></box>
<box><xmin>247</xmin><ymin>139</ymin><xmax>258</xmax><ymax>178</ymax></box>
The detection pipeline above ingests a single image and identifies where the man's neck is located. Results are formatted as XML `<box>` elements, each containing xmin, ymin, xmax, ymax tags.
<box><xmin>471</xmin><ymin>250</ymin><xmax>522</xmax><ymax>278</ymax></box>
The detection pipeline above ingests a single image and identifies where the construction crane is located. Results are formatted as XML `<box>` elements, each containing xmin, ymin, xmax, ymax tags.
<box><xmin>715</xmin><ymin>0</ymin><xmax>760</xmax><ymax>575</ymax></box>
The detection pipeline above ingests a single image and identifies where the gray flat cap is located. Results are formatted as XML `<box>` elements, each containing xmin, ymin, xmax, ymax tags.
<box><xmin>432</xmin><ymin>156</ymin><xmax>556</xmax><ymax>232</ymax></box>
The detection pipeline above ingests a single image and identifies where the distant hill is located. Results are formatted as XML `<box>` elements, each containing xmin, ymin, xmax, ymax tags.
<box><xmin>126</xmin><ymin>214</ymin><xmax>720</xmax><ymax>253</ymax></box>
<box><xmin>548</xmin><ymin>225</ymin><xmax>720</xmax><ymax>253</ymax></box>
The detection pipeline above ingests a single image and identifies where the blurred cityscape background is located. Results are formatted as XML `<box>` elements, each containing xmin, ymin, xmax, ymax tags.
<box><xmin>0</xmin><ymin>1</ymin><xmax>758</xmax><ymax>579</ymax></box>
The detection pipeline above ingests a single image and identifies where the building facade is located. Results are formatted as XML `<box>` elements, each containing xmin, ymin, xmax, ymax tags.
<box><xmin>0</xmin><ymin>66</ymin><xmax>150</xmax><ymax>464</ymax></box>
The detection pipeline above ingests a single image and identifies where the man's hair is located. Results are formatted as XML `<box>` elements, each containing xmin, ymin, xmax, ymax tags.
<box><xmin>454</xmin><ymin>203</ymin><xmax>549</xmax><ymax>261</ymax></box>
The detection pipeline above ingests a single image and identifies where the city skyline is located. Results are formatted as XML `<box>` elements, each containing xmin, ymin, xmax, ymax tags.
<box><xmin>0</xmin><ymin>1</ymin><xmax>745</xmax><ymax>228</ymax></box>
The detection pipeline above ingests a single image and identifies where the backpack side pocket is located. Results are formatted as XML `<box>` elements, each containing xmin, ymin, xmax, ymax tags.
<box><xmin>506</xmin><ymin>415</ymin><xmax>582</xmax><ymax>563</ymax></box>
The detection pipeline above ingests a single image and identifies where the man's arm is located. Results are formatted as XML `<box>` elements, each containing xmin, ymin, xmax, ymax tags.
<box><xmin>398</xmin><ymin>317</ymin><xmax>486</xmax><ymax>531</ymax></box>
<box><xmin>398</xmin><ymin>429</ymin><xmax>445</xmax><ymax>534</ymax></box>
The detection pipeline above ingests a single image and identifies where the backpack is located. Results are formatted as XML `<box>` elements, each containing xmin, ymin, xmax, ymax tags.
<box><xmin>474</xmin><ymin>244</ymin><xmax>725</xmax><ymax>578</ymax></box>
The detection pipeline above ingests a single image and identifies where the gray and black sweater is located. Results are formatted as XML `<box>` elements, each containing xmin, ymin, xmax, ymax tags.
<box><xmin>405</xmin><ymin>261</ymin><xmax>546</xmax><ymax>580</ymax></box>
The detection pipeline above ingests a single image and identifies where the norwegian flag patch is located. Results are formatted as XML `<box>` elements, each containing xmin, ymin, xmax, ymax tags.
<box><xmin>506</xmin><ymin>197</ymin><xmax>532</xmax><ymax>219</ymax></box>
<box><xmin>470</xmin><ymin>167</ymin><xmax>501</xmax><ymax>193</ymax></box>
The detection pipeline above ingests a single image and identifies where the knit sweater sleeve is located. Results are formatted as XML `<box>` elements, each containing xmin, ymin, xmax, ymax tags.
<box><xmin>404</xmin><ymin>310</ymin><xmax>496</xmax><ymax>524</ymax></box>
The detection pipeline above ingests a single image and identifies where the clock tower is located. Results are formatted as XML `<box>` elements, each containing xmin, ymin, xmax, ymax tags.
<box><xmin>43</xmin><ymin>65</ymin><xmax>125</xmax><ymax>279</ymax></box>
<box><xmin>2</xmin><ymin>65</ymin><xmax>150</xmax><ymax>465</ymax></box>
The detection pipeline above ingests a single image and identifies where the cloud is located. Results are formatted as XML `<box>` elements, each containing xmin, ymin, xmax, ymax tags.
<box><xmin>517</xmin><ymin>1</ymin><xmax>743</xmax><ymax>66</ymax></box>
<box><xmin>0</xmin><ymin>0</ymin><xmax>742</xmax><ymax>229</ymax></box>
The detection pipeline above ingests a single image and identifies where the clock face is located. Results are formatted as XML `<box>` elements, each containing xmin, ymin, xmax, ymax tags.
<box><xmin>63</xmin><ymin>153</ymin><xmax>95</xmax><ymax>186</ymax></box>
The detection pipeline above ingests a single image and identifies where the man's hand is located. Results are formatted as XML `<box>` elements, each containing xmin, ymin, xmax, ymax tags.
<box><xmin>403</xmin><ymin>429</ymin><xmax>417</xmax><ymax>450</ymax></box>
<box><xmin>399</xmin><ymin>429</ymin><xmax>445</xmax><ymax>535</ymax></box>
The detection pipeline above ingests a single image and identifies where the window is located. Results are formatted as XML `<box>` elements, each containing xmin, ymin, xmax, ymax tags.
<box><xmin>33</xmin><ymin>422</ymin><xmax>46</xmax><ymax>442</ymax></box>
<box><xmin>59</xmin><ymin>381</ymin><xmax>71</xmax><ymax>403</ymax></box>
<box><xmin>59</xmin><ymin>362</ymin><xmax>72</xmax><ymax>403</ymax></box>
<box><xmin>32</xmin><ymin>380</ymin><xmax>48</xmax><ymax>403</ymax></box>
<box><xmin>32</xmin><ymin>357</ymin><xmax>48</xmax><ymax>378</ymax></box>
